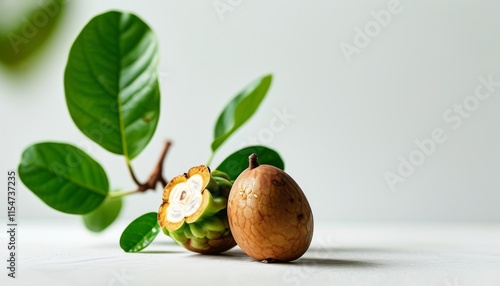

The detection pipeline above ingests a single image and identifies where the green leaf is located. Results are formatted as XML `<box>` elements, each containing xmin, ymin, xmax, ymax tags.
<box><xmin>0</xmin><ymin>0</ymin><xmax>65</xmax><ymax>67</ymax></box>
<box><xmin>83</xmin><ymin>196</ymin><xmax>122</xmax><ymax>232</ymax></box>
<box><xmin>64</xmin><ymin>11</ymin><xmax>160</xmax><ymax>160</ymax></box>
<box><xmin>211</xmin><ymin>74</ymin><xmax>272</xmax><ymax>152</ymax></box>
<box><xmin>216</xmin><ymin>145</ymin><xmax>285</xmax><ymax>180</ymax></box>
<box><xmin>18</xmin><ymin>142</ymin><xmax>109</xmax><ymax>214</ymax></box>
<box><xmin>120</xmin><ymin>212</ymin><xmax>160</xmax><ymax>253</ymax></box>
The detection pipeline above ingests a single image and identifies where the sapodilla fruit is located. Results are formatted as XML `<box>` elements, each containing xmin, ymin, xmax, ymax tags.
<box><xmin>158</xmin><ymin>165</ymin><xmax>236</xmax><ymax>254</ymax></box>
<box><xmin>228</xmin><ymin>154</ymin><xmax>313</xmax><ymax>262</ymax></box>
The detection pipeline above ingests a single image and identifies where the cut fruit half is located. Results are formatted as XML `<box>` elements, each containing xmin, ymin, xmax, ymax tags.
<box><xmin>158</xmin><ymin>167</ymin><xmax>208</xmax><ymax>231</ymax></box>
<box><xmin>158</xmin><ymin>165</ymin><xmax>236</xmax><ymax>254</ymax></box>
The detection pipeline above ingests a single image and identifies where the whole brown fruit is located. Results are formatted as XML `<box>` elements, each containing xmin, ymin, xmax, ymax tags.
<box><xmin>228</xmin><ymin>153</ymin><xmax>313</xmax><ymax>262</ymax></box>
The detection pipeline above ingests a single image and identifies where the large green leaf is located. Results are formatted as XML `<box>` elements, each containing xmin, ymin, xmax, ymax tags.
<box><xmin>216</xmin><ymin>145</ymin><xmax>284</xmax><ymax>180</ymax></box>
<box><xmin>120</xmin><ymin>212</ymin><xmax>160</xmax><ymax>253</ymax></box>
<box><xmin>83</xmin><ymin>196</ymin><xmax>122</xmax><ymax>232</ymax></box>
<box><xmin>64</xmin><ymin>11</ymin><xmax>160</xmax><ymax>159</ymax></box>
<box><xmin>211</xmin><ymin>74</ymin><xmax>272</xmax><ymax>152</ymax></box>
<box><xmin>18</xmin><ymin>142</ymin><xmax>109</xmax><ymax>214</ymax></box>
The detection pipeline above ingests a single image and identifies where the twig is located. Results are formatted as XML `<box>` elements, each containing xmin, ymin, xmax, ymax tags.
<box><xmin>127</xmin><ymin>159</ymin><xmax>142</xmax><ymax>186</ymax></box>
<box><xmin>126</xmin><ymin>140</ymin><xmax>172</xmax><ymax>194</ymax></box>
<box><xmin>108</xmin><ymin>189</ymin><xmax>138</xmax><ymax>198</ymax></box>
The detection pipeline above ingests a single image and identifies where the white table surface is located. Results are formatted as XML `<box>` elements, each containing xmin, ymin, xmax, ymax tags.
<box><xmin>1</xmin><ymin>220</ymin><xmax>499</xmax><ymax>286</ymax></box>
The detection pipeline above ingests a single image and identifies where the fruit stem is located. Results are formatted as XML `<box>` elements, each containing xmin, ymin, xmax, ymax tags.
<box><xmin>249</xmin><ymin>153</ymin><xmax>259</xmax><ymax>170</ymax></box>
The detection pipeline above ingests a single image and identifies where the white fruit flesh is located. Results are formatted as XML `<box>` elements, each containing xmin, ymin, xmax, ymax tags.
<box><xmin>166</xmin><ymin>174</ymin><xmax>204</xmax><ymax>223</ymax></box>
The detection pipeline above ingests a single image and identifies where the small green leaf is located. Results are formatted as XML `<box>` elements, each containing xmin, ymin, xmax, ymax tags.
<box><xmin>64</xmin><ymin>11</ymin><xmax>160</xmax><ymax>159</ymax></box>
<box><xmin>83</xmin><ymin>196</ymin><xmax>122</xmax><ymax>232</ymax></box>
<box><xmin>18</xmin><ymin>142</ymin><xmax>109</xmax><ymax>214</ymax></box>
<box><xmin>120</xmin><ymin>212</ymin><xmax>160</xmax><ymax>253</ymax></box>
<box><xmin>211</xmin><ymin>74</ymin><xmax>272</xmax><ymax>152</ymax></box>
<box><xmin>216</xmin><ymin>145</ymin><xmax>285</xmax><ymax>180</ymax></box>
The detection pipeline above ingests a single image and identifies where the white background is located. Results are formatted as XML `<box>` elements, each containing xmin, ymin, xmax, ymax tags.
<box><xmin>1</xmin><ymin>0</ymin><xmax>499</xmax><ymax>222</ymax></box>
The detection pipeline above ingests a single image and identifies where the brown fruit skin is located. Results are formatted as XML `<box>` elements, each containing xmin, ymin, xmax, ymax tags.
<box><xmin>228</xmin><ymin>156</ymin><xmax>313</xmax><ymax>262</ymax></box>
